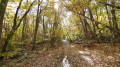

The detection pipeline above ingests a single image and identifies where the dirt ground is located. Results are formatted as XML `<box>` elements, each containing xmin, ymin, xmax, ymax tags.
<box><xmin>0</xmin><ymin>40</ymin><xmax>120</xmax><ymax>67</ymax></box>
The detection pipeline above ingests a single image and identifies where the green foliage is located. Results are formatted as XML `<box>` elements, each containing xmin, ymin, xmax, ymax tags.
<box><xmin>0</xmin><ymin>48</ymin><xmax>23</xmax><ymax>59</ymax></box>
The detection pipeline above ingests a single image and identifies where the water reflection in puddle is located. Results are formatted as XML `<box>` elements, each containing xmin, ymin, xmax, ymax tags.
<box><xmin>62</xmin><ymin>56</ymin><xmax>70</xmax><ymax>67</ymax></box>
<box><xmin>78</xmin><ymin>51</ymin><xmax>90</xmax><ymax>54</ymax></box>
<box><xmin>48</xmin><ymin>54</ymin><xmax>52</xmax><ymax>57</ymax></box>
<box><xmin>81</xmin><ymin>56</ymin><xmax>94</xmax><ymax>65</ymax></box>
<box><xmin>71</xmin><ymin>45</ymin><xmax>75</xmax><ymax>48</ymax></box>
<box><xmin>62</xmin><ymin>40</ymin><xmax>68</xmax><ymax>43</ymax></box>
<box><xmin>62</xmin><ymin>40</ymin><xmax>69</xmax><ymax>45</ymax></box>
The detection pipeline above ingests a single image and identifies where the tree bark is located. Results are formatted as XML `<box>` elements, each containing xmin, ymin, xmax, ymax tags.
<box><xmin>111</xmin><ymin>1</ymin><xmax>118</xmax><ymax>45</ymax></box>
<box><xmin>111</xmin><ymin>1</ymin><xmax>119</xmax><ymax>32</ymax></box>
<box><xmin>83</xmin><ymin>10</ymin><xmax>93</xmax><ymax>39</ymax></box>
<box><xmin>51</xmin><ymin>13</ymin><xmax>59</xmax><ymax>47</ymax></box>
<box><xmin>32</xmin><ymin>4</ymin><xmax>41</xmax><ymax>50</ymax></box>
<box><xmin>79</xmin><ymin>17</ymin><xmax>87</xmax><ymax>37</ymax></box>
<box><xmin>105</xmin><ymin>5</ymin><xmax>112</xmax><ymax>29</ymax></box>
<box><xmin>43</xmin><ymin>16</ymin><xmax>46</xmax><ymax>38</ymax></box>
<box><xmin>22</xmin><ymin>16</ymin><xmax>27</xmax><ymax>43</ymax></box>
<box><xmin>88</xmin><ymin>7</ymin><xmax>96</xmax><ymax>37</ymax></box>
<box><xmin>0</xmin><ymin>0</ymin><xmax>8</xmax><ymax>47</ymax></box>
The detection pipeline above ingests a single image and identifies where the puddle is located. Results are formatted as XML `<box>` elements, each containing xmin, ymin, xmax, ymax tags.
<box><xmin>118</xmin><ymin>54</ymin><xmax>120</xmax><ymax>57</ymax></box>
<box><xmin>62</xmin><ymin>39</ymin><xmax>67</xmax><ymax>42</ymax></box>
<box><xmin>81</xmin><ymin>56</ymin><xmax>94</xmax><ymax>65</ymax></box>
<box><xmin>48</xmin><ymin>54</ymin><xmax>52</xmax><ymax>57</ymax></box>
<box><xmin>71</xmin><ymin>45</ymin><xmax>75</xmax><ymax>48</ymax></box>
<box><xmin>85</xmin><ymin>48</ymin><xmax>88</xmax><ymax>51</ymax></box>
<box><xmin>107</xmin><ymin>56</ymin><xmax>115</xmax><ymax>61</ymax></box>
<box><xmin>107</xmin><ymin>56</ymin><xmax>114</xmax><ymax>59</ymax></box>
<box><xmin>62</xmin><ymin>56</ymin><xmax>70</xmax><ymax>67</ymax></box>
<box><xmin>78</xmin><ymin>51</ymin><xmax>90</xmax><ymax>54</ymax></box>
<box><xmin>62</xmin><ymin>40</ymin><xmax>69</xmax><ymax>45</ymax></box>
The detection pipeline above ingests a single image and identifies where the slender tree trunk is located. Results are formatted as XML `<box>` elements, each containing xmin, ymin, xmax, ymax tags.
<box><xmin>4</xmin><ymin>23</ymin><xmax>7</xmax><ymax>38</ymax></box>
<box><xmin>51</xmin><ymin>13</ymin><xmax>58</xmax><ymax>47</ymax></box>
<box><xmin>105</xmin><ymin>5</ymin><xmax>112</xmax><ymax>29</ymax></box>
<box><xmin>2</xmin><ymin>29</ymin><xmax>15</xmax><ymax>52</ymax></box>
<box><xmin>111</xmin><ymin>2</ymin><xmax>119</xmax><ymax>31</ymax></box>
<box><xmin>95</xmin><ymin>9</ymin><xmax>101</xmax><ymax>31</ymax></box>
<box><xmin>32</xmin><ymin>4</ymin><xmax>41</xmax><ymax>50</ymax></box>
<box><xmin>51</xmin><ymin>16</ymin><xmax>56</xmax><ymax>47</ymax></box>
<box><xmin>79</xmin><ymin>17</ymin><xmax>87</xmax><ymax>37</ymax></box>
<box><xmin>25</xmin><ymin>17</ymin><xmax>28</xmax><ymax>39</ymax></box>
<box><xmin>22</xmin><ymin>17</ymin><xmax>26</xmax><ymax>43</ymax></box>
<box><xmin>105</xmin><ymin>5</ymin><xmax>114</xmax><ymax>43</ymax></box>
<box><xmin>50</xmin><ymin>20</ymin><xmax>53</xmax><ymax>47</ymax></box>
<box><xmin>32</xmin><ymin>16</ymin><xmax>35</xmax><ymax>41</ymax></box>
<box><xmin>83</xmin><ymin>10</ymin><xmax>93</xmax><ymax>39</ymax></box>
<box><xmin>82</xmin><ymin>11</ymin><xmax>88</xmax><ymax>38</ymax></box>
<box><xmin>88</xmin><ymin>7</ymin><xmax>96</xmax><ymax>38</ymax></box>
<box><xmin>0</xmin><ymin>0</ymin><xmax>8</xmax><ymax>47</ymax></box>
<box><xmin>111</xmin><ymin>1</ymin><xmax>118</xmax><ymax>45</ymax></box>
<box><xmin>95</xmin><ymin>9</ymin><xmax>102</xmax><ymax>43</ymax></box>
<box><xmin>43</xmin><ymin>16</ymin><xmax>46</xmax><ymax>39</ymax></box>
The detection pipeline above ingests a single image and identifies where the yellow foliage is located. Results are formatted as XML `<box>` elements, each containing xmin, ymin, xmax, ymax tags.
<box><xmin>50</xmin><ymin>1</ymin><xmax>55</xmax><ymax>5</ymax></box>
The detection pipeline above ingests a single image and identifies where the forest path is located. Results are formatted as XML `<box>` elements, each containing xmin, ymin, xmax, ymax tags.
<box><xmin>25</xmin><ymin>40</ymin><xmax>117</xmax><ymax>67</ymax></box>
<box><xmin>1</xmin><ymin>40</ymin><xmax>119</xmax><ymax>67</ymax></box>
<box><xmin>23</xmin><ymin>40</ymin><xmax>96</xmax><ymax>67</ymax></box>
<box><xmin>61</xmin><ymin>40</ymin><xmax>119</xmax><ymax>67</ymax></box>
<box><xmin>19</xmin><ymin>40</ymin><xmax>119</xmax><ymax>67</ymax></box>
<box><xmin>62</xmin><ymin>40</ymin><xmax>94</xmax><ymax>67</ymax></box>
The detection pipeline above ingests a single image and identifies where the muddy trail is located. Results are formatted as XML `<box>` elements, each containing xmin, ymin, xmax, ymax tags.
<box><xmin>0</xmin><ymin>40</ymin><xmax>120</xmax><ymax>67</ymax></box>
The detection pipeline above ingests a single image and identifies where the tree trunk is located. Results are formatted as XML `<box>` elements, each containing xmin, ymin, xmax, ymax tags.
<box><xmin>22</xmin><ymin>16</ymin><xmax>27</xmax><ymax>43</ymax></box>
<box><xmin>88</xmin><ymin>7</ymin><xmax>96</xmax><ymax>38</ymax></box>
<box><xmin>95</xmin><ymin>8</ymin><xmax>102</xmax><ymax>42</ymax></box>
<box><xmin>79</xmin><ymin>17</ymin><xmax>87</xmax><ymax>37</ymax></box>
<box><xmin>105</xmin><ymin>5</ymin><xmax>112</xmax><ymax>30</ymax></box>
<box><xmin>43</xmin><ymin>16</ymin><xmax>46</xmax><ymax>39</ymax></box>
<box><xmin>32</xmin><ymin>4</ymin><xmax>41</xmax><ymax>50</ymax></box>
<box><xmin>51</xmin><ymin>13</ymin><xmax>59</xmax><ymax>47</ymax></box>
<box><xmin>83</xmin><ymin>10</ymin><xmax>93</xmax><ymax>39</ymax></box>
<box><xmin>2</xmin><ymin>29</ymin><xmax>15</xmax><ymax>52</ymax></box>
<box><xmin>0</xmin><ymin>29</ymin><xmax>15</xmax><ymax>60</ymax></box>
<box><xmin>32</xmin><ymin>16</ymin><xmax>35</xmax><ymax>41</ymax></box>
<box><xmin>82</xmin><ymin>11</ymin><xmax>88</xmax><ymax>38</ymax></box>
<box><xmin>111</xmin><ymin>1</ymin><xmax>119</xmax><ymax>31</ymax></box>
<box><xmin>111</xmin><ymin>1</ymin><xmax>118</xmax><ymax>45</ymax></box>
<box><xmin>0</xmin><ymin>0</ymin><xmax>8</xmax><ymax>47</ymax></box>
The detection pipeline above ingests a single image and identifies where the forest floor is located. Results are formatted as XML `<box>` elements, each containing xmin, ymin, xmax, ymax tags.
<box><xmin>0</xmin><ymin>40</ymin><xmax>120</xmax><ymax>67</ymax></box>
